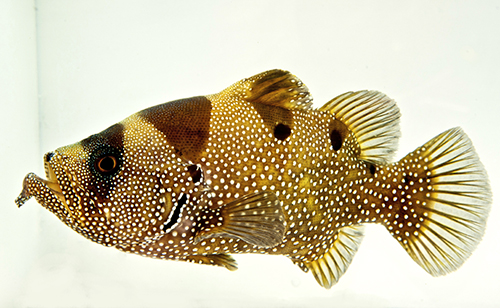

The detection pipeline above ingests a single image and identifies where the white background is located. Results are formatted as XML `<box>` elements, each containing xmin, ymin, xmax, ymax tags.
<box><xmin>2</xmin><ymin>1</ymin><xmax>499</xmax><ymax>307</ymax></box>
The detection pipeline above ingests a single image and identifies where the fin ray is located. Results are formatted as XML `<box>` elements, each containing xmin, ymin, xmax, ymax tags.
<box><xmin>194</xmin><ymin>191</ymin><xmax>286</xmax><ymax>248</ymax></box>
<box><xmin>320</xmin><ymin>90</ymin><xmax>401</xmax><ymax>164</ymax></box>
<box><xmin>305</xmin><ymin>225</ymin><xmax>364</xmax><ymax>289</ymax></box>
<box><xmin>228</xmin><ymin>69</ymin><xmax>314</xmax><ymax>110</ymax></box>
<box><xmin>188</xmin><ymin>253</ymin><xmax>238</xmax><ymax>271</ymax></box>
<box><xmin>392</xmin><ymin>127</ymin><xmax>491</xmax><ymax>276</ymax></box>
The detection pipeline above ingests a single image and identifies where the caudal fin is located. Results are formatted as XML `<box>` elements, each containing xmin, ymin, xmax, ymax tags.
<box><xmin>389</xmin><ymin>127</ymin><xmax>491</xmax><ymax>276</ymax></box>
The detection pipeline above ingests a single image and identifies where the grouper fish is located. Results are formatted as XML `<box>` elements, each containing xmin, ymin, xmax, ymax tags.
<box><xmin>16</xmin><ymin>69</ymin><xmax>491</xmax><ymax>288</ymax></box>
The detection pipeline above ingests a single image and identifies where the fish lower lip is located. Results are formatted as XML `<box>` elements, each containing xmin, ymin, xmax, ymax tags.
<box><xmin>15</xmin><ymin>173</ymin><xmax>66</xmax><ymax>207</ymax></box>
<box><xmin>16</xmin><ymin>158</ymin><xmax>67</xmax><ymax>208</ymax></box>
<box><xmin>15</xmin><ymin>173</ymin><xmax>36</xmax><ymax>207</ymax></box>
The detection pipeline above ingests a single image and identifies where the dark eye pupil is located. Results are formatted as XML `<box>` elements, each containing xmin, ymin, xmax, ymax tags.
<box><xmin>98</xmin><ymin>156</ymin><xmax>116</xmax><ymax>172</ymax></box>
<box><xmin>90</xmin><ymin>146</ymin><xmax>122</xmax><ymax>179</ymax></box>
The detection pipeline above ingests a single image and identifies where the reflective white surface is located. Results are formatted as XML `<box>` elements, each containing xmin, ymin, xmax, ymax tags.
<box><xmin>2</xmin><ymin>1</ymin><xmax>499</xmax><ymax>307</ymax></box>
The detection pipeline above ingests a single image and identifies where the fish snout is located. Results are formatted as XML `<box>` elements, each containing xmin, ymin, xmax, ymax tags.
<box><xmin>44</xmin><ymin>151</ymin><xmax>55</xmax><ymax>162</ymax></box>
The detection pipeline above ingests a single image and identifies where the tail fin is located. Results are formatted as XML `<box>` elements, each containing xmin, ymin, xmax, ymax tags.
<box><xmin>389</xmin><ymin>127</ymin><xmax>491</xmax><ymax>276</ymax></box>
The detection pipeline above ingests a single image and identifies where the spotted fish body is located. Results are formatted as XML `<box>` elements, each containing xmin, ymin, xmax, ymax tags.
<box><xmin>17</xmin><ymin>70</ymin><xmax>491</xmax><ymax>288</ymax></box>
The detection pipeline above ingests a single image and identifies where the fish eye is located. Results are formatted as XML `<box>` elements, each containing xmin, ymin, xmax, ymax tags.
<box><xmin>96</xmin><ymin>155</ymin><xmax>118</xmax><ymax>174</ymax></box>
<box><xmin>90</xmin><ymin>146</ymin><xmax>122</xmax><ymax>178</ymax></box>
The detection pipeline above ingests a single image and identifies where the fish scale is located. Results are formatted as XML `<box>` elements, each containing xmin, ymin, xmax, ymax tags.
<box><xmin>16</xmin><ymin>69</ymin><xmax>491</xmax><ymax>289</ymax></box>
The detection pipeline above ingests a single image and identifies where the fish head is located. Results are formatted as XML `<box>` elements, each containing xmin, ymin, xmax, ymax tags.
<box><xmin>16</xmin><ymin>115</ymin><xmax>201</xmax><ymax>247</ymax></box>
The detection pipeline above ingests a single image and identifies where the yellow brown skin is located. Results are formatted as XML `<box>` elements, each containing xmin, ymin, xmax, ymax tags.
<box><xmin>16</xmin><ymin>69</ymin><xmax>491</xmax><ymax>287</ymax></box>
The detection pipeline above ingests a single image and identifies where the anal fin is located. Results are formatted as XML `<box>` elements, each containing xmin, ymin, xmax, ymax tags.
<box><xmin>194</xmin><ymin>191</ymin><xmax>286</xmax><ymax>248</ymax></box>
<box><xmin>304</xmin><ymin>225</ymin><xmax>364</xmax><ymax>289</ymax></box>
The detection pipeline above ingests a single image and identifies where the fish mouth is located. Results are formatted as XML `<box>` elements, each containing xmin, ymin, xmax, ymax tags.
<box><xmin>16</xmin><ymin>152</ymin><xmax>68</xmax><ymax>212</ymax></box>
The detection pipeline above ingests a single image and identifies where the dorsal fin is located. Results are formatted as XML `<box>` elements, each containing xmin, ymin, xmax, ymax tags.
<box><xmin>305</xmin><ymin>225</ymin><xmax>364</xmax><ymax>289</ymax></box>
<box><xmin>320</xmin><ymin>90</ymin><xmax>401</xmax><ymax>164</ymax></box>
<box><xmin>230</xmin><ymin>69</ymin><xmax>313</xmax><ymax>110</ymax></box>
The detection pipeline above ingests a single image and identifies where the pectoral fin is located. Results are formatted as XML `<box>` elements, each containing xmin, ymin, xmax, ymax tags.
<box><xmin>194</xmin><ymin>191</ymin><xmax>286</xmax><ymax>248</ymax></box>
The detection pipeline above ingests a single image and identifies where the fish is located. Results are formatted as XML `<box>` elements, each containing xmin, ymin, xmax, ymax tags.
<box><xmin>16</xmin><ymin>69</ymin><xmax>491</xmax><ymax>288</ymax></box>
